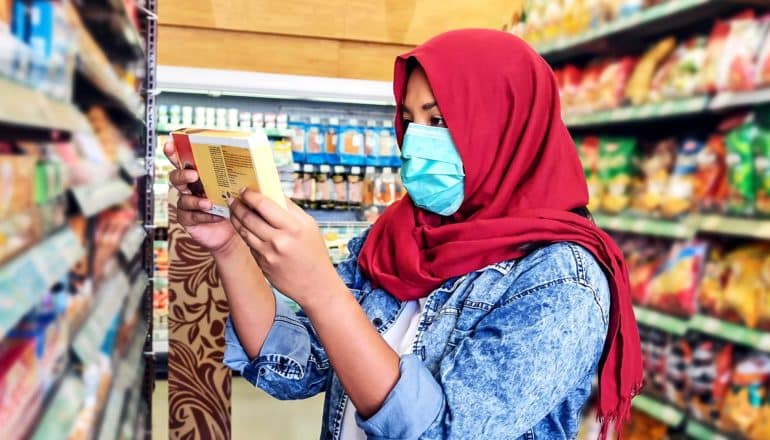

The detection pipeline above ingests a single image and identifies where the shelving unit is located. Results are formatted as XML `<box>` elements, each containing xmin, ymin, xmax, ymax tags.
<box><xmin>631</xmin><ymin>394</ymin><xmax>685</xmax><ymax>428</ymax></box>
<box><xmin>594</xmin><ymin>213</ymin><xmax>770</xmax><ymax>240</ymax></box>
<box><xmin>0</xmin><ymin>0</ymin><xmax>154</xmax><ymax>437</ymax></box>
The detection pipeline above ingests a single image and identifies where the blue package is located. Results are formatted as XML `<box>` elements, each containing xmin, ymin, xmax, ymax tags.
<box><xmin>324</xmin><ymin>117</ymin><xmax>340</xmax><ymax>165</ymax></box>
<box><xmin>378</xmin><ymin>121</ymin><xmax>400</xmax><ymax>167</ymax></box>
<box><xmin>305</xmin><ymin>117</ymin><xmax>326</xmax><ymax>165</ymax></box>
<box><xmin>339</xmin><ymin>119</ymin><xmax>366</xmax><ymax>166</ymax></box>
<box><xmin>288</xmin><ymin>120</ymin><xmax>306</xmax><ymax>164</ymax></box>
<box><xmin>364</xmin><ymin>120</ymin><xmax>380</xmax><ymax>166</ymax></box>
<box><xmin>29</xmin><ymin>0</ymin><xmax>55</xmax><ymax>58</ymax></box>
<box><xmin>11</xmin><ymin>0</ymin><xmax>30</xmax><ymax>42</ymax></box>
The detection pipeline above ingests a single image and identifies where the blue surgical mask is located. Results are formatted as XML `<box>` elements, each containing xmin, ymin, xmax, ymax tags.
<box><xmin>400</xmin><ymin>123</ymin><xmax>465</xmax><ymax>216</ymax></box>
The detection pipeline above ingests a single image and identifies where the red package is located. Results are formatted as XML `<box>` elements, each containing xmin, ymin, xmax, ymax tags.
<box><xmin>700</xmin><ymin>20</ymin><xmax>731</xmax><ymax>94</ymax></box>
<box><xmin>718</xmin><ymin>13</ymin><xmax>769</xmax><ymax>92</ymax></box>
<box><xmin>575</xmin><ymin>61</ymin><xmax>607</xmax><ymax>114</ymax></box>
<box><xmin>647</xmin><ymin>241</ymin><xmax>708</xmax><ymax>318</ymax></box>
<box><xmin>696</xmin><ymin>134</ymin><xmax>730</xmax><ymax>212</ymax></box>
<box><xmin>597</xmin><ymin>56</ymin><xmax>637</xmax><ymax>109</ymax></box>
<box><xmin>560</xmin><ymin>65</ymin><xmax>582</xmax><ymax>112</ymax></box>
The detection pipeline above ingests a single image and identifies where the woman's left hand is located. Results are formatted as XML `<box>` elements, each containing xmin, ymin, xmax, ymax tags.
<box><xmin>228</xmin><ymin>189</ymin><xmax>341</xmax><ymax>310</ymax></box>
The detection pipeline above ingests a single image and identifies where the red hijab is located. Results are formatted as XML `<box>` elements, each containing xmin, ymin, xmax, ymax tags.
<box><xmin>358</xmin><ymin>29</ymin><xmax>642</xmax><ymax>436</ymax></box>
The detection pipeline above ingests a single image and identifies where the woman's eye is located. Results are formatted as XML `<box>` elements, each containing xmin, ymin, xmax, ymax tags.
<box><xmin>431</xmin><ymin>117</ymin><xmax>445</xmax><ymax>127</ymax></box>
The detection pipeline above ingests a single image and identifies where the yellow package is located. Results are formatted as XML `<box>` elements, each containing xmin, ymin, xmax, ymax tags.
<box><xmin>759</xmin><ymin>255</ymin><xmax>770</xmax><ymax>331</ymax></box>
<box><xmin>723</xmin><ymin>246</ymin><xmax>768</xmax><ymax>328</ymax></box>
<box><xmin>748</xmin><ymin>404</ymin><xmax>770</xmax><ymax>440</ymax></box>
<box><xmin>700</xmin><ymin>248</ymin><xmax>728</xmax><ymax>317</ymax></box>
<box><xmin>625</xmin><ymin>37</ymin><xmax>677</xmax><ymax>106</ymax></box>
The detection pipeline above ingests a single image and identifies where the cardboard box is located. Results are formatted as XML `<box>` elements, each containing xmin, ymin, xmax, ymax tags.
<box><xmin>172</xmin><ymin>128</ymin><xmax>287</xmax><ymax>217</ymax></box>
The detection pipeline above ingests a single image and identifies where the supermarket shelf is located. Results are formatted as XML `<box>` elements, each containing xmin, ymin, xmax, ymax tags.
<box><xmin>697</xmin><ymin>214</ymin><xmax>770</xmax><ymax>240</ymax></box>
<box><xmin>120</xmin><ymin>157</ymin><xmax>148</xmax><ymax>179</ymax></box>
<box><xmin>0</xmin><ymin>227</ymin><xmax>84</xmax><ymax>339</ymax></box>
<box><xmin>0</xmin><ymin>76</ymin><xmax>91</xmax><ymax>133</ymax></box>
<box><xmin>633</xmin><ymin>306</ymin><xmax>689</xmax><ymax>336</ymax></box>
<box><xmin>563</xmin><ymin>96</ymin><xmax>710</xmax><ymax>128</ymax></box>
<box><xmin>156</xmin><ymin>125</ymin><xmax>293</xmax><ymax>138</ymax></box>
<box><xmin>30</xmin><ymin>373</ymin><xmax>85</xmax><ymax>440</ymax></box>
<box><xmin>72</xmin><ymin>272</ymin><xmax>131</xmax><ymax>365</ymax></box>
<box><xmin>593</xmin><ymin>214</ymin><xmax>695</xmax><ymax>239</ymax></box>
<box><xmin>123</xmin><ymin>272</ymin><xmax>149</xmax><ymax>321</ymax></box>
<box><xmin>78</xmin><ymin>6</ymin><xmax>145</xmax><ymax>62</ymax></box>
<box><xmin>119</xmin><ymin>224</ymin><xmax>147</xmax><ymax>262</ymax></box>
<box><xmin>534</xmin><ymin>0</ymin><xmax>766</xmax><ymax>63</ymax></box>
<box><xmin>633</xmin><ymin>306</ymin><xmax>770</xmax><ymax>352</ymax></box>
<box><xmin>709</xmin><ymin>87</ymin><xmax>770</xmax><ymax>111</ymax></box>
<box><xmin>76</xmin><ymin>56</ymin><xmax>143</xmax><ymax>124</ymax></box>
<box><xmin>689</xmin><ymin>314</ymin><xmax>770</xmax><ymax>352</ymax></box>
<box><xmin>595</xmin><ymin>213</ymin><xmax>770</xmax><ymax>240</ymax></box>
<box><xmin>630</xmin><ymin>394</ymin><xmax>685</xmax><ymax>427</ymax></box>
<box><xmin>70</xmin><ymin>179</ymin><xmax>134</xmax><ymax>217</ymax></box>
<box><xmin>685</xmin><ymin>420</ymin><xmax>731</xmax><ymax>440</ymax></box>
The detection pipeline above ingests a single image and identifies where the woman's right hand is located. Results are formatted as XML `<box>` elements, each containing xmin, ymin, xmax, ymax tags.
<box><xmin>164</xmin><ymin>140</ymin><xmax>238</xmax><ymax>255</ymax></box>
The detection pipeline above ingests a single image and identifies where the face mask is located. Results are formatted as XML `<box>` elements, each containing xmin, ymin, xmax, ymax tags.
<box><xmin>400</xmin><ymin>123</ymin><xmax>465</xmax><ymax>216</ymax></box>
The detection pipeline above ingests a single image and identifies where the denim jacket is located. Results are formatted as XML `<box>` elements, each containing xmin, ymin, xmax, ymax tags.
<box><xmin>224</xmin><ymin>232</ymin><xmax>610</xmax><ymax>440</ymax></box>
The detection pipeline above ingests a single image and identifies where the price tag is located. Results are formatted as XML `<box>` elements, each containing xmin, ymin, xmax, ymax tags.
<box><xmin>756</xmin><ymin>222</ymin><xmax>770</xmax><ymax>239</ymax></box>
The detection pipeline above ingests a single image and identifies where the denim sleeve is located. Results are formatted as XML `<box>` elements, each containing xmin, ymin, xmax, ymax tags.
<box><xmin>357</xmin><ymin>274</ymin><xmax>609</xmax><ymax>439</ymax></box>
<box><xmin>222</xmin><ymin>230</ymin><xmax>370</xmax><ymax>400</ymax></box>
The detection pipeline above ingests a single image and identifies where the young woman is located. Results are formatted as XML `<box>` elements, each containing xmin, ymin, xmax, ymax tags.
<box><xmin>165</xmin><ymin>29</ymin><xmax>642</xmax><ymax>440</ymax></box>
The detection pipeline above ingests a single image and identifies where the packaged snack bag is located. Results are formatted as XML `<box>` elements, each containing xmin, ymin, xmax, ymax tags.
<box><xmin>700</xmin><ymin>20</ymin><xmax>731</xmax><ymax>93</ymax></box>
<box><xmin>596</xmin><ymin>56</ymin><xmax>637</xmax><ymax>109</ymax></box>
<box><xmin>699</xmin><ymin>246</ymin><xmax>728</xmax><ymax>317</ymax></box>
<box><xmin>720</xmin><ymin>355</ymin><xmax>770</xmax><ymax>435</ymax></box>
<box><xmin>726</xmin><ymin>122</ymin><xmax>759</xmax><ymax>215</ymax></box>
<box><xmin>647</xmin><ymin>241</ymin><xmax>708</xmax><ymax>317</ymax></box>
<box><xmin>662</xmin><ymin>138</ymin><xmax>704</xmax><ymax>218</ymax></box>
<box><xmin>718</xmin><ymin>14</ymin><xmax>769</xmax><ymax>92</ymax></box>
<box><xmin>625</xmin><ymin>238</ymin><xmax>667</xmax><ymax>305</ymax></box>
<box><xmin>576</xmin><ymin>136</ymin><xmax>602</xmax><ymax>212</ymax></box>
<box><xmin>288</xmin><ymin>119</ymin><xmax>306</xmax><ymax>164</ymax></box>
<box><xmin>664</xmin><ymin>335</ymin><xmax>693</xmax><ymax>408</ymax></box>
<box><xmin>754</xmin><ymin>126</ymin><xmax>770</xmax><ymax>216</ymax></box>
<box><xmin>364</xmin><ymin>120</ymin><xmax>380</xmax><ymax>166</ymax></box>
<box><xmin>632</xmin><ymin>138</ymin><xmax>676</xmax><ymax>215</ymax></box>
<box><xmin>658</xmin><ymin>36</ymin><xmax>708</xmax><ymax>100</ymax></box>
<box><xmin>575</xmin><ymin>61</ymin><xmax>607</xmax><ymax>114</ymax></box>
<box><xmin>722</xmin><ymin>245</ymin><xmax>769</xmax><ymax>328</ymax></box>
<box><xmin>759</xmin><ymin>254</ymin><xmax>770</xmax><ymax>331</ymax></box>
<box><xmin>599</xmin><ymin>137</ymin><xmax>636</xmax><ymax>214</ymax></box>
<box><xmin>625</xmin><ymin>37</ymin><xmax>677</xmax><ymax>106</ymax></box>
<box><xmin>339</xmin><ymin>120</ymin><xmax>366</xmax><ymax>166</ymax></box>
<box><xmin>639</xmin><ymin>326</ymin><xmax>670</xmax><ymax>399</ymax></box>
<box><xmin>688</xmin><ymin>339</ymin><xmax>734</xmax><ymax>424</ymax></box>
<box><xmin>696</xmin><ymin>134</ymin><xmax>730</xmax><ymax>212</ymax></box>
<box><xmin>747</xmin><ymin>393</ymin><xmax>770</xmax><ymax>440</ymax></box>
<box><xmin>756</xmin><ymin>27</ymin><xmax>770</xmax><ymax>86</ymax></box>
<box><xmin>560</xmin><ymin>65</ymin><xmax>583</xmax><ymax>112</ymax></box>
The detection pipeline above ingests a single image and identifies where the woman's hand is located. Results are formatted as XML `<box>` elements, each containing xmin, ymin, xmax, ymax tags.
<box><xmin>164</xmin><ymin>140</ymin><xmax>238</xmax><ymax>256</ymax></box>
<box><xmin>228</xmin><ymin>189</ymin><xmax>341</xmax><ymax>310</ymax></box>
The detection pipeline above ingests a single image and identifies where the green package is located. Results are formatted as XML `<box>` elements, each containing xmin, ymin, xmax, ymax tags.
<box><xmin>598</xmin><ymin>137</ymin><xmax>636</xmax><ymax>214</ymax></box>
<box><xmin>725</xmin><ymin>123</ymin><xmax>759</xmax><ymax>216</ymax></box>
<box><xmin>754</xmin><ymin>129</ymin><xmax>770</xmax><ymax>216</ymax></box>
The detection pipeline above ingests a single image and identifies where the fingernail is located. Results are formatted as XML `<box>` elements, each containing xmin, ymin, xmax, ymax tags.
<box><xmin>227</xmin><ymin>197</ymin><xmax>234</xmax><ymax>206</ymax></box>
<box><xmin>199</xmin><ymin>199</ymin><xmax>212</xmax><ymax>209</ymax></box>
<box><xmin>239</xmin><ymin>187</ymin><xmax>246</xmax><ymax>195</ymax></box>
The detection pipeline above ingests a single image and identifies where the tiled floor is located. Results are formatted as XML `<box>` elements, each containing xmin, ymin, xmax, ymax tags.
<box><xmin>152</xmin><ymin>378</ymin><xmax>324</xmax><ymax>439</ymax></box>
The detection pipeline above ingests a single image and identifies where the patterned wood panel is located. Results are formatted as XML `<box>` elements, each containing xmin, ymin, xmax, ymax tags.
<box><xmin>167</xmin><ymin>188</ymin><xmax>232</xmax><ymax>439</ymax></box>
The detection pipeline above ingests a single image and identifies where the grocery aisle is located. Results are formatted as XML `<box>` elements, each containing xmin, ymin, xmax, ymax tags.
<box><xmin>0</xmin><ymin>0</ymin><xmax>154</xmax><ymax>438</ymax></box>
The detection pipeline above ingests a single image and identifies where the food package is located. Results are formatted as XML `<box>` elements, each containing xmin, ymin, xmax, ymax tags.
<box><xmin>665</xmin><ymin>335</ymin><xmax>693</xmax><ymax>408</ymax></box>
<box><xmin>646</xmin><ymin>241</ymin><xmax>708</xmax><ymax>317</ymax></box>
<box><xmin>599</xmin><ymin>137</ymin><xmax>636</xmax><ymax>214</ymax></box>
<box><xmin>559</xmin><ymin>65</ymin><xmax>583</xmax><ymax>111</ymax></box>
<box><xmin>632</xmin><ymin>138</ymin><xmax>676</xmax><ymax>215</ymax></box>
<box><xmin>700</xmin><ymin>20</ymin><xmax>731</xmax><ymax>93</ymax></box>
<box><xmin>720</xmin><ymin>355</ymin><xmax>770</xmax><ymax>435</ymax></box>
<box><xmin>623</xmin><ymin>237</ymin><xmax>667</xmax><ymax>305</ymax></box>
<box><xmin>574</xmin><ymin>61</ymin><xmax>607</xmax><ymax>114</ymax></box>
<box><xmin>662</xmin><ymin>138</ymin><xmax>704</xmax><ymax>218</ymax></box>
<box><xmin>621</xmin><ymin>410</ymin><xmax>668</xmax><ymax>440</ymax></box>
<box><xmin>576</xmin><ymin>136</ymin><xmax>602</xmax><ymax>212</ymax></box>
<box><xmin>759</xmin><ymin>255</ymin><xmax>770</xmax><ymax>331</ymax></box>
<box><xmin>754</xmin><ymin>126</ymin><xmax>770</xmax><ymax>216</ymax></box>
<box><xmin>657</xmin><ymin>36</ymin><xmax>708</xmax><ymax>100</ymax></box>
<box><xmin>596</xmin><ymin>56</ymin><xmax>637</xmax><ymax>109</ymax></box>
<box><xmin>718</xmin><ymin>14</ymin><xmax>769</xmax><ymax>92</ymax></box>
<box><xmin>757</xmin><ymin>27</ymin><xmax>770</xmax><ymax>86</ymax></box>
<box><xmin>688</xmin><ymin>339</ymin><xmax>734</xmax><ymax>424</ymax></box>
<box><xmin>726</xmin><ymin>122</ymin><xmax>759</xmax><ymax>215</ymax></box>
<box><xmin>639</xmin><ymin>326</ymin><xmax>670</xmax><ymax>399</ymax></box>
<box><xmin>696</xmin><ymin>134</ymin><xmax>730</xmax><ymax>212</ymax></box>
<box><xmin>747</xmin><ymin>397</ymin><xmax>770</xmax><ymax>440</ymax></box>
<box><xmin>722</xmin><ymin>245</ymin><xmax>769</xmax><ymax>329</ymax></box>
<box><xmin>625</xmin><ymin>37</ymin><xmax>677</xmax><ymax>106</ymax></box>
<box><xmin>699</xmin><ymin>246</ymin><xmax>729</xmax><ymax>317</ymax></box>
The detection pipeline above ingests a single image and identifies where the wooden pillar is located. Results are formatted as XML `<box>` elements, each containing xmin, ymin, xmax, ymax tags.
<box><xmin>167</xmin><ymin>188</ymin><xmax>231</xmax><ymax>439</ymax></box>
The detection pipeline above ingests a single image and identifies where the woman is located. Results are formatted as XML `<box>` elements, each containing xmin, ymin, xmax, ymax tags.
<box><xmin>165</xmin><ymin>29</ymin><xmax>642</xmax><ymax>440</ymax></box>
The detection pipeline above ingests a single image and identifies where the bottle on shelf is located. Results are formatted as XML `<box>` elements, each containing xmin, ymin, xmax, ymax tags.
<box><xmin>315</xmin><ymin>165</ymin><xmax>334</xmax><ymax>210</ymax></box>
<box><xmin>332</xmin><ymin>165</ymin><xmax>348</xmax><ymax>211</ymax></box>
<box><xmin>348</xmin><ymin>166</ymin><xmax>364</xmax><ymax>210</ymax></box>
<box><xmin>302</xmin><ymin>164</ymin><xmax>317</xmax><ymax>209</ymax></box>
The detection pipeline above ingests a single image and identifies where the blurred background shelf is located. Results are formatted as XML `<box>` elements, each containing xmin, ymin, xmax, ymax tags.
<box><xmin>593</xmin><ymin>213</ymin><xmax>695</xmax><ymax>239</ymax></box>
<box><xmin>630</xmin><ymin>394</ymin><xmax>685</xmax><ymax>428</ymax></box>
<box><xmin>0</xmin><ymin>76</ymin><xmax>90</xmax><ymax>133</ymax></box>
<box><xmin>70</xmin><ymin>180</ymin><xmax>135</xmax><ymax>217</ymax></box>
<box><xmin>633</xmin><ymin>306</ymin><xmax>689</xmax><ymax>335</ymax></box>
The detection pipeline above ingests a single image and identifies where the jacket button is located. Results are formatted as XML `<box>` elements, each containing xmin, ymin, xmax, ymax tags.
<box><xmin>372</xmin><ymin>317</ymin><xmax>383</xmax><ymax>327</ymax></box>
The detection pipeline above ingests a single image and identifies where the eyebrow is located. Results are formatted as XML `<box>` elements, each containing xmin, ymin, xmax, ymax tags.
<box><xmin>402</xmin><ymin>101</ymin><xmax>438</xmax><ymax>113</ymax></box>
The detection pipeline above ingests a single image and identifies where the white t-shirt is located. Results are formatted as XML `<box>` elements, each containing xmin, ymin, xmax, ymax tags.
<box><xmin>339</xmin><ymin>298</ymin><xmax>428</xmax><ymax>439</ymax></box>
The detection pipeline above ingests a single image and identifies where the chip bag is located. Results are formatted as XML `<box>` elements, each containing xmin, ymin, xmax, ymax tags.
<box><xmin>699</xmin><ymin>246</ymin><xmax>729</xmax><ymax>317</ymax></box>
<box><xmin>689</xmin><ymin>339</ymin><xmax>734</xmax><ymax>424</ymax></box>
<box><xmin>599</xmin><ymin>137</ymin><xmax>636</xmax><ymax>214</ymax></box>
<box><xmin>696</xmin><ymin>134</ymin><xmax>730</xmax><ymax>212</ymax></box>
<box><xmin>754</xmin><ymin>126</ymin><xmax>770</xmax><ymax>216</ymax></box>
<box><xmin>662</xmin><ymin>138</ymin><xmax>704</xmax><ymax>218</ymax></box>
<box><xmin>596</xmin><ymin>56</ymin><xmax>637</xmax><ymax>109</ymax></box>
<box><xmin>720</xmin><ymin>355</ymin><xmax>770</xmax><ymax>435</ymax></box>
<box><xmin>577</xmin><ymin>136</ymin><xmax>602</xmax><ymax>212</ymax></box>
<box><xmin>718</xmin><ymin>15</ymin><xmax>769</xmax><ymax>92</ymax></box>
<box><xmin>700</xmin><ymin>20</ymin><xmax>731</xmax><ymax>94</ymax></box>
<box><xmin>722</xmin><ymin>245</ymin><xmax>769</xmax><ymax>328</ymax></box>
<box><xmin>726</xmin><ymin>122</ymin><xmax>760</xmax><ymax>215</ymax></box>
<box><xmin>626</xmin><ymin>37</ymin><xmax>677</xmax><ymax>106</ymax></box>
<box><xmin>647</xmin><ymin>241</ymin><xmax>708</xmax><ymax>317</ymax></box>
<box><xmin>632</xmin><ymin>138</ymin><xmax>676</xmax><ymax>215</ymax></box>
<box><xmin>757</xmin><ymin>254</ymin><xmax>770</xmax><ymax>331</ymax></box>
